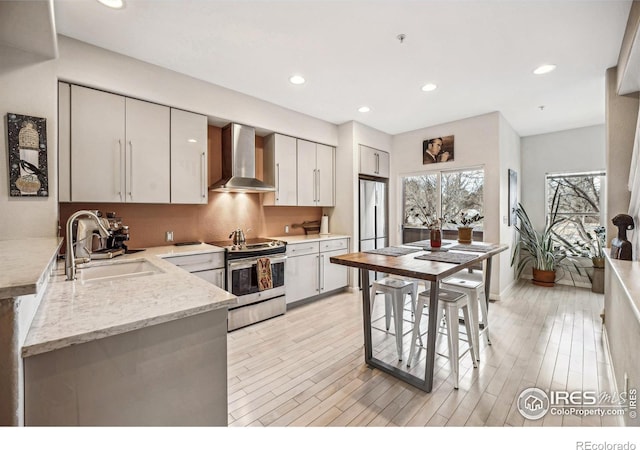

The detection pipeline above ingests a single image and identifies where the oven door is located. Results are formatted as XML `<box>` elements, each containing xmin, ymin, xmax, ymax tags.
<box><xmin>227</xmin><ymin>255</ymin><xmax>286</xmax><ymax>305</ymax></box>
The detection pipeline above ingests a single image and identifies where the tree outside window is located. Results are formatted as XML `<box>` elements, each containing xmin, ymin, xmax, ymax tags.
<box><xmin>402</xmin><ymin>168</ymin><xmax>484</xmax><ymax>233</ymax></box>
<box><xmin>546</xmin><ymin>171</ymin><xmax>606</xmax><ymax>250</ymax></box>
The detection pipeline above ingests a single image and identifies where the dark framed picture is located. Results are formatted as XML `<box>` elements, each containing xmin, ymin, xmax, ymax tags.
<box><xmin>423</xmin><ymin>135</ymin><xmax>454</xmax><ymax>164</ymax></box>
<box><xmin>508</xmin><ymin>168</ymin><xmax>517</xmax><ymax>226</ymax></box>
<box><xmin>6</xmin><ymin>113</ymin><xmax>48</xmax><ymax>197</ymax></box>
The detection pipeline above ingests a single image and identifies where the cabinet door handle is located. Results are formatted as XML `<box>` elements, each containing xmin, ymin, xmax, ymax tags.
<box><xmin>128</xmin><ymin>141</ymin><xmax>133</xmax><ymax>200</ymax></box>
<box><xmin>117</xmin><ymin>139</ymin><xmax>123</xmax><ymax>201</ymax></box>
<box><xmin>320</xmin><ymin>254</ymin><xmax>325</xmax><ymax>291</ymax></box>
<box><xmin>313</xmin><ymin>169</ymin><xmax>317</xmax><ymax>203</ymax></box>
<box><xmin>201</xmin><ymin>152</ymin><xmax>206</xmax><ymax>199</ymax></box>
<box><xmin>276</xmin><ymin>163</ymin><xmax>280</xmax><ymax>201</ymax></box>
<box><xmin>316</xmin><ymin>255</ymin><xmax>320</xmax><ymax>291</ymax></box>
<box><xmin>317</xmin><ymin>169</ymin><xmax>321</xmax><ymax>204</ymax></box>
<box><xmin>375</xmin><ymin>153</ymin><xmax>379</xmax><ymax>174</ymax></box>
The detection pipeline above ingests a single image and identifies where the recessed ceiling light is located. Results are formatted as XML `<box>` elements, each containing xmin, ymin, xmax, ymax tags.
<box><xmin>358</xmin><ymin>106</ymin><xmax>371</xmax><ymax>113</ymax></box>
<box><xmin>421</xmin><ymin>83</ymin><xmax>437</xmax><ymax>92</ymax></box>
<box><xmin>187</xmin><ymin>138</ymin><xmax>198</xmax><ymax>143</ymax></box>
<box><xmin>97</xmin><ymin>0</ymin><xmax>125</xmax><ymax>9</ymax></box>
<box><xmin>533</xmin><ymin>64</ymin><xmax>556</xmax><ymax>75</ymax></box>
<box><xmin>289</xmin><ymin>75</ymin><xmax>305</xmax><ymax>85</ymax></box>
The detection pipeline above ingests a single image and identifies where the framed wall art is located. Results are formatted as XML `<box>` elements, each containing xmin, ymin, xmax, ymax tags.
<box><xmin>423</xmin><ymin>135</ymin><xmax>454</xmax><ymax>165</ymax></box>
<box><xmin>6</xmin><ymin>113</ymin><xmax>48</xmax><ymax>197</ymax></box>
<box><xmin>508</xmin><ymin>168</ymin><xmax>518</xmax><ymax>226</ymax></box>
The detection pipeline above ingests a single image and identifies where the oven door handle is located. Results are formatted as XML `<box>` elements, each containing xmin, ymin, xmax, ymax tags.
<box><xmin>228</xmin><ymin>255</ymin><xmax>287</xmax><ymax>270</ymax></box>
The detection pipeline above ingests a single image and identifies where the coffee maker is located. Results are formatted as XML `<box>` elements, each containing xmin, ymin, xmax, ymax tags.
<box><xmin>90</xmin><ymin>212</ymin><xmax>130</xmax><ymax>258</ymax></box>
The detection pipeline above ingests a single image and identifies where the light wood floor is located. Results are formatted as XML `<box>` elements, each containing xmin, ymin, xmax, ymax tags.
<box><xmin>226</xmin><ymin>281</ymin><xmax>618</xmax><ymax>427</ymax></box>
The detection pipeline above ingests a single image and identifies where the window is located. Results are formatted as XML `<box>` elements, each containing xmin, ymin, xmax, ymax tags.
<box><xmin>402</xmin><ymin>168</ymin><xmax>484</xmax><ymax>242</ymax></box>
<box><xmin>546</xmin><ymin>171</ymin><xmax>606</xmax><ymax>244</ymax></box>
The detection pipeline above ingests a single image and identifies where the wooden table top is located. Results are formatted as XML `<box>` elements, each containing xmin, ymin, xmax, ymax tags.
<box><xmin>330</xmin><ymin>242</ymin><xmax>509</xmax><ymax>282</ymax></box>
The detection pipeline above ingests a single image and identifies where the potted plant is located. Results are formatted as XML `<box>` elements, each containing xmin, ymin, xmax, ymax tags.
<box><xmin>510</xmin><ymin>201</ymin><xmax>565</xmax><ymax>287</ymax></box>
<box><xmin>448</xmin><ymin>209</ymin><xmax>484</xmax><ymax>244</ymax></box>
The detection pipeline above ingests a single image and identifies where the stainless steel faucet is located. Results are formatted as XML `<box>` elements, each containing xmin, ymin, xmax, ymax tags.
<box><xmin>65</xmin><ymin>210</ymin><xmax>111</xmax><ymax>281</ymax></box>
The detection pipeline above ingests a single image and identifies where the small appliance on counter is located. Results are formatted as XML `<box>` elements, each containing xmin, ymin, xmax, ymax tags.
<box><xmin>88</xmin><ymin>212</ymin><xmax>132</xmax><ymax>259</ymax></box>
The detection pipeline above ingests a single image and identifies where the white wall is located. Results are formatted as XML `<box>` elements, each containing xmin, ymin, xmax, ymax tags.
<box><xmin>0</xmin><ymin>45</ymin><xmax>58</xmax><ymax>239</ymax></box>
<box><xmin>57</xmin><ymin>36</ymin><xmax>338</xmax><ymax>146</ymax></box>
<box><xmin>521</xmin><ymin>124</ymin><xmax>606</xmax><ymax>231</ymax></box>
<box><xmin>498</xmin><ymin>114</ymin><xmax>521</xmax><ymax>295</ymax></box>
<box><xmin>391</xmin><ymin>112</ymin><xmax>505</xmax><ymax>298</ymax></box>
<box><xmin>333</xmin><ymin>121</ymin><xmax>392</xmax><ymax>287</ymax></box>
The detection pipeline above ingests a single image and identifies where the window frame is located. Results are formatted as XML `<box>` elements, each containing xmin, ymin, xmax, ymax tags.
<box><xmin>401</xmin><ymin>165</ymin><xmax>485</xmax><ymax>232</ymax></box>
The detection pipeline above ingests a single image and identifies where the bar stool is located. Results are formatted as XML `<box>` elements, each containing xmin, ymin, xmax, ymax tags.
<box><xmin>442</xmin><ymin>276</ymin><xmax>490</xmax><ymax>362</ymax></box>
<box><xmin>407</xmin><ymin>287</ymin><xmax>478</xmax><ymax>389</ymax></box>
<box><xmin>370</xmin><ymin>277</ymin><xmax>417</xmax><ymax>361</ymax></box>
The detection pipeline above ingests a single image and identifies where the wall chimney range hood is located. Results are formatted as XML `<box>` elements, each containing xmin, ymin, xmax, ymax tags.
<box><xmin>209</xmin><ymin>123</ymin><xmax>275</xmax><ymax>193</ymax></box>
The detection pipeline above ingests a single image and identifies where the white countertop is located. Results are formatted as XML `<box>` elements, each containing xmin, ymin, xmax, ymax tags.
<box><xmin>0</xmin><ymin>237</ymin><xmax>63</xmax><ymax>299</ymax></box>
<box><xmin>22</xmin><ymin>243</ymin><xmax>236</xmax><ymax>358</ymax></box>
<box><xmin>605</xmin><ymin>253</ymin><xmax>640</xmax><ymax>323</ymax></box>
<box><xmin>269</xmin><ymin>233</ymin><xmax>350</xmax><ymax>244</ymax></box>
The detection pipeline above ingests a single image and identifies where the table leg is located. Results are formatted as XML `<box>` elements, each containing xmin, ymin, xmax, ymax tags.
<box><xmin>484</xmin><ymin>256</ymin><xmax>493</xmax><ymax>311</ymax></box>
<box><xmin>423</xmin><ymin>280</ymin><xmax>439</xmax><ymax>392</ymax></box>
<box><xmin>361</xmin><ymin>269</ymin><xmax>373</xmax><ymax>361</ymax></box>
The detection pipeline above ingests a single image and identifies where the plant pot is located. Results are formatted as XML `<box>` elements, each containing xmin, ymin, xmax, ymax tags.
<box><xmin>532</xmin><ymin>268</ymin><xmax>556</xmax><ymax>287</ymax></box>
<box><xmin>457</xmin><ymin>227</ymin><xmax>473</xmax><ymax>244</ymax></box>
<box><xmin>591</xmin><ymin>267</ymin><xmax>604</xmax><ymax>293</ymax></box>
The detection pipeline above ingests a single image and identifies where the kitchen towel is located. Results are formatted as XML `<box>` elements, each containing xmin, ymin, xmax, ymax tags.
<box><xmin>257</xmin><ymin>257</ymin><xmax>273</xmax><ymax>291</ymax></box>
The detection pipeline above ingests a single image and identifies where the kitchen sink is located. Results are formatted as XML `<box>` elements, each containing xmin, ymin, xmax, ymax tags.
<box><xmin>77</xmin><ymin>259</ymin><xmax>164</xmax><ymax>283</ymax></box>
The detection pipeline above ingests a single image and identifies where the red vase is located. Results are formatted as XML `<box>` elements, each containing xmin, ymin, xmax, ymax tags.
<box><xmin>430</xmin><ymin>229</ymin><xmax>442</xmax><ymax>248</ymax></box>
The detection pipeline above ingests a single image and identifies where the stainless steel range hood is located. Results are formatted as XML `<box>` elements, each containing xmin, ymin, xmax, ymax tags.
<box><xmin>209</xmin><ymin>123</ymin><xmax>275</xmax><ymax>193</ymax></box>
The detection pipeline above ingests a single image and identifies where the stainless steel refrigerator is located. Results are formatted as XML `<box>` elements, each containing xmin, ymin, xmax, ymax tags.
<box><xmin>359</xmin><ymin>177</ymin><xmax>388</xmax><ymax>286</ymax></box>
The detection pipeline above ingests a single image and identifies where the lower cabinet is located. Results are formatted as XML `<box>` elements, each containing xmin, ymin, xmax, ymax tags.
<box><xmin>285</xmin><ymin>238</ymin><xmax>349</xmax><ymax>305</ymax></box>
<box><xmin>162</xmin><ymin>251</ymin><xmax>225</xmax><ymax>289</ymax></box>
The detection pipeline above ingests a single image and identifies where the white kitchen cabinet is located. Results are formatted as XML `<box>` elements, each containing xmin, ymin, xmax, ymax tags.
<box><xmin>263</xmin><ymin>133</ymin><xmax>297</xmax><ymax>206</ymax></box>
<box><xmin>125</xmin><ymin>98</ymin><xmax>171</xmax><ymax>203</ymax></box>
<box><xmin>70</xmin><ymin>85</ymin><xmax>170</xmax><ymax>203</ymax></box>
<box><xmin>285</xmin><ymin>250</ymin><xmax>320</xmax><ymax>304</ymax></box>
<box><xmin>297</xmin><ymin>140</ymin><xmax>335</xmax><ymax>207</ymax></box>
<box><xmin>163</xmin><ymin>251</ymin><xmax>225</xmax><ymax>289</ymax></box>
<box><xmin>359</xmin><ymin>145</ymin><xmax>389</xmax><ymax>178</ymax></box>
<box><xmin>71</xmin><ymin>85</ymin><xmax>126</xmax><ymax>202</ymax></box>
<box><xmin>285</xmin><ymin>238</ymin><xmax>349</xmax><ymax>305</ymax></box>
<box><xmin>170</xmin><ymin>109</ymin><xmax>208</xmax><ymax>204</ymax></box>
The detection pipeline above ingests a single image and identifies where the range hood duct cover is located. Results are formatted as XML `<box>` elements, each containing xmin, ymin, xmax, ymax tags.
<box><xmin>209</xmin><ymin>123</ymin><xmax>275</xmax><ymax>192</ymax></box>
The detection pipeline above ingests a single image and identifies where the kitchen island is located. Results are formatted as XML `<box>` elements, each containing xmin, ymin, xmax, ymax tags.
<box><xmin>330</xmin><ymin>242</ymin><xmax>508</xmax><ymax>393</ymax></box>
<box><xmin>21</xmin><ymin>243</ymin><xmax>236</xmax><ymax>426</ymax></box>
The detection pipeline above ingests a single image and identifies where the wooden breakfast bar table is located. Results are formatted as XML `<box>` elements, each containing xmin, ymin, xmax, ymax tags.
<box><xmin>330</xmin><ymin>241</ymin><xmax>508</xmax><ymax>393</ymax></box>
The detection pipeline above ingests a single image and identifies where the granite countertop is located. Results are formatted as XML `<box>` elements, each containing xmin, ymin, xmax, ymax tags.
<box><xmin>0</xmin><ymin>237</ymin><xmax>63</xmax><ymax>299</ymax></box>
<box><xmin>269</xmin><ymin>233</ymin><xmax>350</xmax><ymax>244</ymax></box>
<box><xmin>605</xmin><ymin>253</ymin><xmax>640</xmax><ymax>323</ymax></box>
<box><xmin>22</xmin><ymin>243</ymin><xmax>236</xmax><ymax>358</ymax></box>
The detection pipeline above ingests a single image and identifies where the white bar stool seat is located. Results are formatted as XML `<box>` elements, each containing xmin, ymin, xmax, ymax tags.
<box><xmin>441</xmin><ymin>276</ymin><xmax>490</xmax><ymax>362</ymax></box>
<box><xmin>370</xmin><ymin>277</ymin><xmax>416</xmax><ymax>361</ymax></box>
<box><xmin>407</xmin><ymin>287</ymin><xmax>478</xmax><ymax>389</ymax></box>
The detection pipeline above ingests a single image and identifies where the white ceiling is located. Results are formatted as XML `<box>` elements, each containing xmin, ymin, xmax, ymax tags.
<box><xmin>52</xmin><ymin>0</ymin><xmax>632</xmax><ymax>137</ymax></box>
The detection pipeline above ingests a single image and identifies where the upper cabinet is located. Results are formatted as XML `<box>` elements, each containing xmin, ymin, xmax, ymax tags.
<box><xmin>264</xmin><ymin>134</ymin><xmax>335</xmax><ymax>207</ymax></box>
<box><xmin>297</xmin><ymin>140</ymin><xmax>335</xmax><ymax>207</ymax></box>
<box><xmin>170</xmin><ymin>109</ymin><xmax>208</xmax><ymax>204</ymax></box>
<box><xmin>124</xmin><ymin>97</ymin><xmax>171</xmax><ymax>203</ymax></box>
<box><xmin>359</xmin><ymin>145</ymin><xmax>389</xmax><ymax>178</ymax></box>
<box><xmin>263</xmin><ymin>134</ymin><xmax>297</xmax><ymax>206</ymax></box>
<box><xmin>59</xmin><ymin>83</ymin><xmax>207</xmax><ymax>204</ymax></box>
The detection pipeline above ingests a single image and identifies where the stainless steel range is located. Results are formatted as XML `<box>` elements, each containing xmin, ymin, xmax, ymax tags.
<box><xmin>210</xmin><ymin>237</ymin><xmax>287</xmax><ymax>331</ymax></box>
